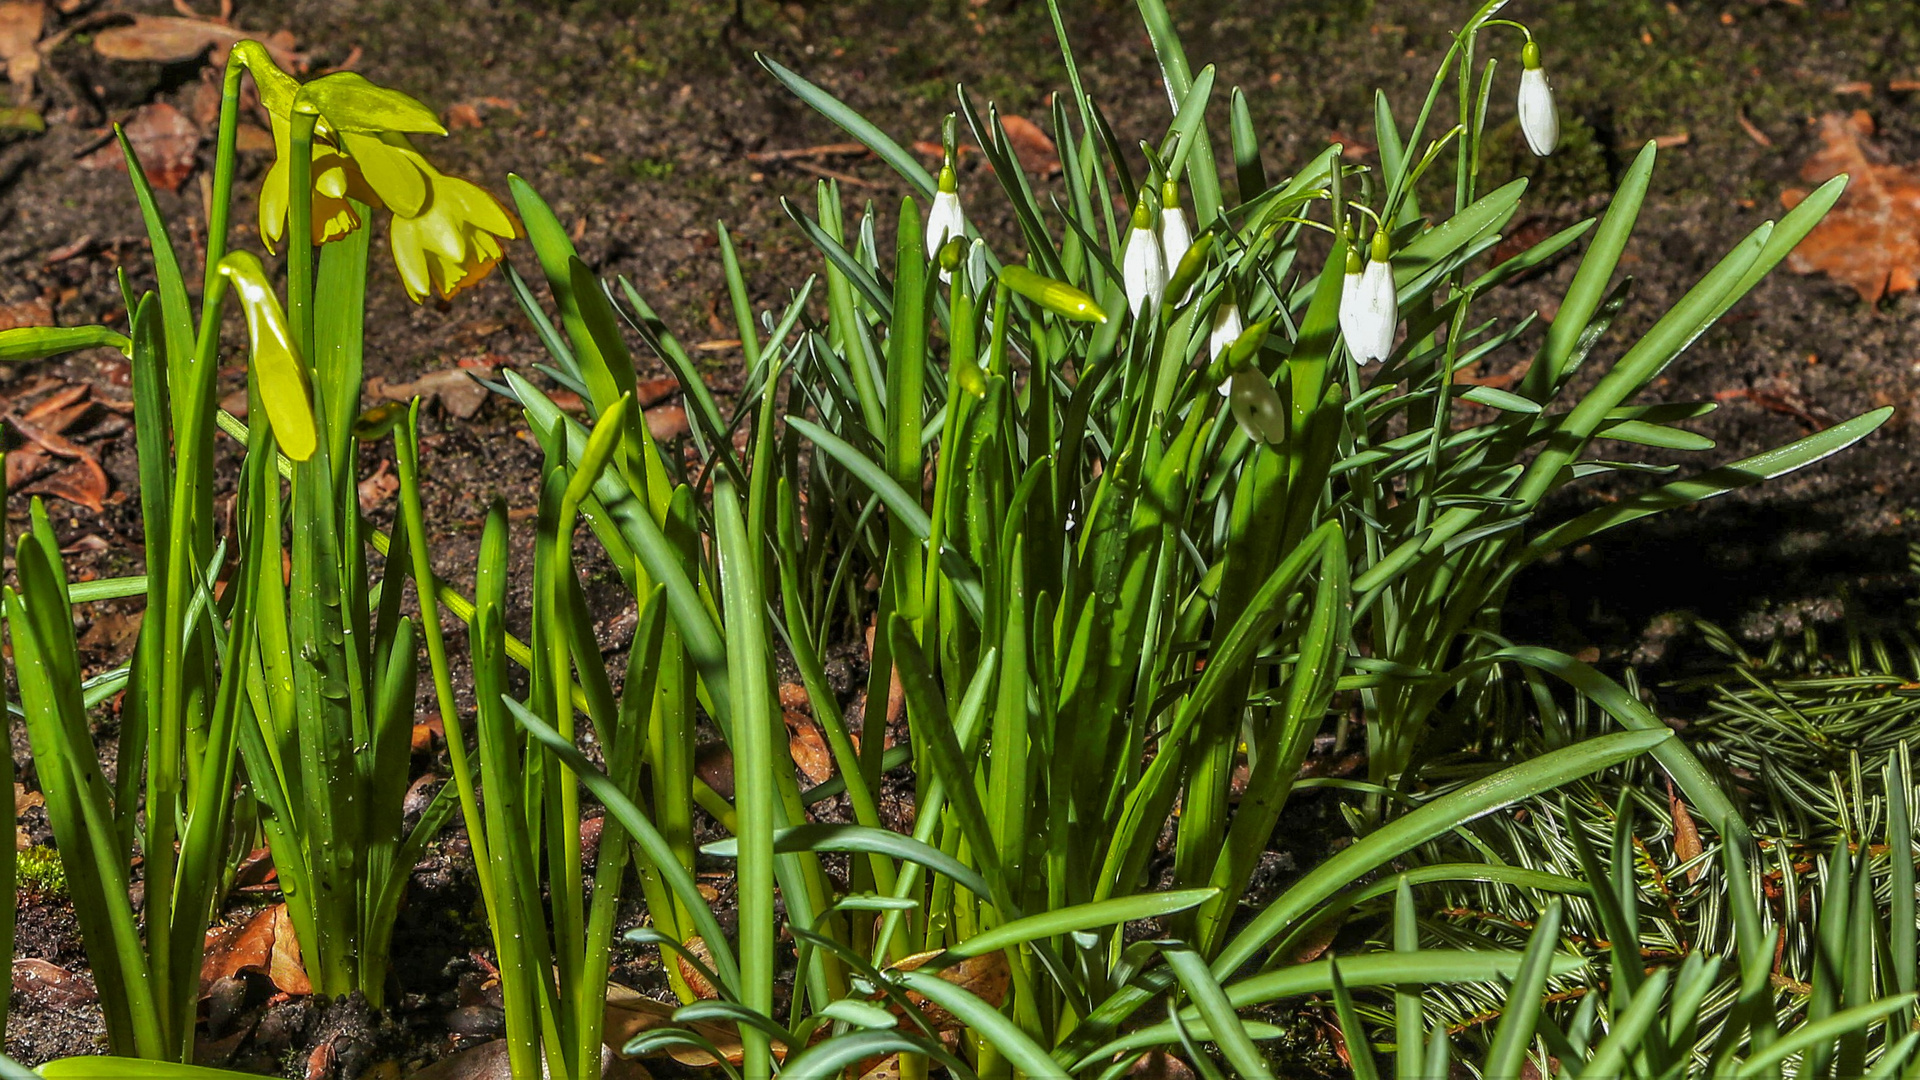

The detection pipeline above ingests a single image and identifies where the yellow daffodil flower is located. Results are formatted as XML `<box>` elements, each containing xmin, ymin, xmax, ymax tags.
<box><xmin>389</xmin><ymin>156</ymin><xmax>521</xmax><ymax>302</ymax></box>
<box><xmin>236</xmin><ymin>42</ymin><xmax>518</xmax><ymax>302</ymax></box>
<box><xmin>259</xmin><ymin>113</ymin><xmax>375</xmax><ymax>251</ymax></box>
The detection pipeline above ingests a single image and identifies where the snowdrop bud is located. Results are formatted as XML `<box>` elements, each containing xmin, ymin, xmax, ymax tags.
<box><xmin>1122</xmin><ymin>199</ymin><xmax>1167</xmax><ymax>318</ymax></box>
<box><xmin>1208</xmin><ymin>296</ymin><xmax>1245</xmax><ymax>388</ymax></box>
<box><xmin>1517</xmin><ymin>40</ymin><xmax>1560</xmax><ymax>157</ymax></box>
<box><xmin>1337</xmin><ymin>244</ymin><xmax>1365</xmax><ymax>351</ymax></box>
<box><xmin>926</xmin><ymin>165</ymin><xmax>966</xmax><ymax>282</ymax></box>
<box><xmin>1339</xmin><ymin>231</ymin><xmax>1398</xmax><ymax>364</ymax></box>
<box><xmin>1228</xmin><ymin>368</ymin><xmax>1287</xmax><ymax>445</ymax></box>
<box><xmin>1159</xmin><ymin>178</ymin><xmax>1192</xmax><ymax>283</ymax></box>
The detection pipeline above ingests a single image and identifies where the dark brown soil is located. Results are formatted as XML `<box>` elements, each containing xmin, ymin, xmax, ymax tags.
<box><xmin>6</xmin><ymin>0</ymin><xmax>1920</xmax><ymax>1073</ymax></box>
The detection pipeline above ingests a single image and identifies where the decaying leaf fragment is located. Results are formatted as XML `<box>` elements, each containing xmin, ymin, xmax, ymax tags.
<box><xmin>1783</xmin><ymin>110</ymin><xmax>1920</xmax><ymax>303</ymax></box>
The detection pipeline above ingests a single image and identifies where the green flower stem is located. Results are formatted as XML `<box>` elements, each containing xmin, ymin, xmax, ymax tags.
<box><xmin>285</xmin><ymin>107</ymin><xmax>318</xmax><ymax>365</ymax></box>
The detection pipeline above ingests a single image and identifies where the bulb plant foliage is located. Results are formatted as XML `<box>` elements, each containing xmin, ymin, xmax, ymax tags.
<box><xmin>0</xmin><ymin>1</ymin><xmax>1902</xmax><ymax>1079</ymax></box>
<box><xmin>478</xmin><ymin>1</ymin><xmax>1894</xmax><ymax>1078</ymax></box>
<box><xmin>0</xmin><ymin>41</ymin><xmax>514</xmax><ymax>1066</ymax></box>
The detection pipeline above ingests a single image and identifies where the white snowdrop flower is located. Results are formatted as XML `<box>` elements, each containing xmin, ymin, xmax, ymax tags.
<box><xmin>1121</xmin><ymin>199</ymin><xmax>1166</xmax><ymax>318</ymax></box>
<box><xmin>1339</xmin><ymin>231</ymin><xmax>1398</xmax><ymax>364</ymax></box>
<box><xmin>926</xmin><ymin>165</ymin><xmax>966</xmax><ymax>282</ymax></box>
<box><xmin>1228</xmin><ymin>368</ymin><xmax>1287</xmax><ymax>445</ymax></box>
<box><xmin>1160</xmin><ymin>179</ymin><xmax>1192</xmax><ymax>286</ymax></box>
<box><xmin>1518</xmin><ymin>40</ymin><xmax>1560</xmax><ymax>157</ymax></box>
<box><xmin>1209</xmin><ymin>300</ymin><xmax>1244</xmax><ymax>395</ymax></box>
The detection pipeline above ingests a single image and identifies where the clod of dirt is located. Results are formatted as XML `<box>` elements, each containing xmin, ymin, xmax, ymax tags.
<box><xmin>1783</xmin><ymin>110</ymin><xmax>1920</xmax><ymax>303</ymax></box>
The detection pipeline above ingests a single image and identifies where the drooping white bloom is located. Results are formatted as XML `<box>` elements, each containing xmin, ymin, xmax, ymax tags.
<box><xmin>1160</xmin><ymin>182</ymin><xmax>1192</xmax><ymax>283</ymax></box>
<box><xmin>1122</xmin><ymin>200</ymin><xmax>1166</xmax><ymax>318</ymax></box>
<box><xmin>1338</xmin><ymin>248</ymin><xmax>1366</xmax><ymax>358</ymax></box>
<box><xmin>1339</xmin><ymin>233</ymin><xmax>1398</xmax><ymax>364</ymax></box>
<box><xmin>1517</xmin><ymin>41</ymin><xmax>1559</xmax><ymax>157</ymax></box>
<box><xmin>926</xmin><ymin>165</ymin><xmax>966</xmax><ymax>282</ymax></box>
<box><xmin>1210</xmin><ymin>301</ymin><xmax>1244</xmax><ymax>396</ymax></box>
<box><xmin>1228</xmin><ymin>368</ymin><xmax>1287</xmax><ymax>445</ymax></box>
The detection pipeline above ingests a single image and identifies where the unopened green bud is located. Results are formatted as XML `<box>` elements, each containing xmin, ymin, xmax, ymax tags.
<box><xmin>1165</xmin><ymin>232</ymin><xmax>1216</xmax><ymax>304</ymax></box>
<box><xmin>997</xmin><ymin>264</ymin><xmax>1109</xmax><ymax>324</ymax></box>
<box><xmin>1226</xmin><ymin>316</ymin><xmax>1272</xmax><ymax>370</ymax></box>
<box><xmin>939</xmin><ymin>236</ymin><xmax>965</xmax><ymax>274</ymax></box>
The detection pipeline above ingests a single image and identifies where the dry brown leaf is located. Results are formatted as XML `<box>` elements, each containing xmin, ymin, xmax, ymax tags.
<box><xmin>411</xmin><ymin>716</ymin><xmax>444</xmax><ymax>756</ymax></box>
<box><xmin>856</xmin><ymin>1055</ymin><xmax>902</xmax><ymax>1080</ymax></box>
<box><xmin>636</xmin><ymin>375</ymin><xmax>679</xmax><ymax>407</ymax></box>
<box><xmin>91</xmin><ymin>14</ymin><xmax>295</xmax><ymax>69</ymax></box>
<box><xmin>645</xmin><ymin>403</ymin><xmax>689</xmax><ymax>441</ymax></box>
<box><xmin>1784</xmin><ymin>110</ymin><xmax>1920</xmax><ymax>302</ymax></box>
<box><xmin>889</xmin><ymin>951</ymin><xmax>1011</xmax><ymax>1030</ymax></box>
<box><xmin>786</xmin><ymin>717</ymin><xmax>834</xmax><ymax>786</ymax></box>
<box><xmin>675</xmin><ymin>936</ymin><xmax>719</xmax><ymax>1001</ymax></box>
<box><xmin>201</xmin><ymin>903</ymin><xmax>310</xmax><ymax>997</ymax></box>
<box><xmin>21</xmin><ymin>455</ymin><xmax>110</xmax><ymax>513</ymax></box>
<box><xmin>1669</xmin><ymin>780</ymin><xmax>1705</xmax><ymax>884</ymax></box>
<box><xmin>267</xmin><ymin>904</ymin><xmax>310</xmax><ymax>995</ymax></box>
<box><xmin>997</xmin><ymin>114</ymin><xmax>1057</xmax><ymax>174</ymax></box>
<box><xmin>357</xmin><ymin>458</ymin><xmax>397</xmax><ymax>511</ymax></box>
<box><xmin>693</xmin><ymin>740</ymin><xmax>734</xmax><ymax>799</ymax></box>
<box><xmin>201</xmin><ymin>909</ymin><xmax>275</xmax><ymax>996</ymax></box>
<box><xmin>371</xmin><ymin>366</ymin><xmax>492</xmax><ymax>420</ymax></box>
<box><xmin>83</xmin><ymin>102</ymin><xmax>200</xmax><ymax>191</ymax></box>
<box><xmin>1128</xmin><ymin>1051</ymin><xmax>1200</xmax><ymax>1079</ymax></box>
<box><xmin>444</xmin><ymin>102</ymin><xmax>483</xmax><ymax>130</ymax></box>
<box><xmin>13</xmin><ymin>958</ymin><xmax>97</xmax><ymax>1011</ymax></box>
<box><xmin>78</xmin><ymin>610</ymin><xmax>142</xmax><ymax>655</ymax></box>
<box><xmin>603</xmin><ymin>983</ymin><xmax>753</xmax><ymax>1068</ymax></box>
<box><xmin>0</xmin><ymin>2</ymin><xmax>43</xmax><ymax>102</ymax></box>
<box><xmin>0</xmin><ymin>297</ymin><xmax>52</xmax><ymax>332</ymax></box>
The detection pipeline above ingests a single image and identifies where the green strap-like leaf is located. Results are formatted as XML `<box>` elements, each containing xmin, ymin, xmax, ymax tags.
<box><xmin>0</xmin><ymin>325</ymin><xmax>131</xmax><ymax>361</ymax></box>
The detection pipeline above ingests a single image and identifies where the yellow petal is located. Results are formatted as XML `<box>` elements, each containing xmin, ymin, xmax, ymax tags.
<box><xmin>299</xmin><ymin>71</ymin><xmax>447</xmax><ymax>135</ymax></box>
<box><xmin>442</xmin><ymin>175</ymin><xmax>519</xmax><ymax>239</ymax></box>
<box><xmin>388</xmin><ymin>214</ymin><xmax>435</xmax><ymax>304</ymax></box>
<box><xmin>217</xmin><ymin>252</ymin><xmax>316</xmax><ymax>462</ymax></box>
<box><xmin>341</xmin><ymin>131</ymin><xmax>426</xmax><ymax>217</ymax></box>
<box><xmin>258</xmin><ymin>156</ymin><xmax>289</xmax><ymax>253</ymax></box>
